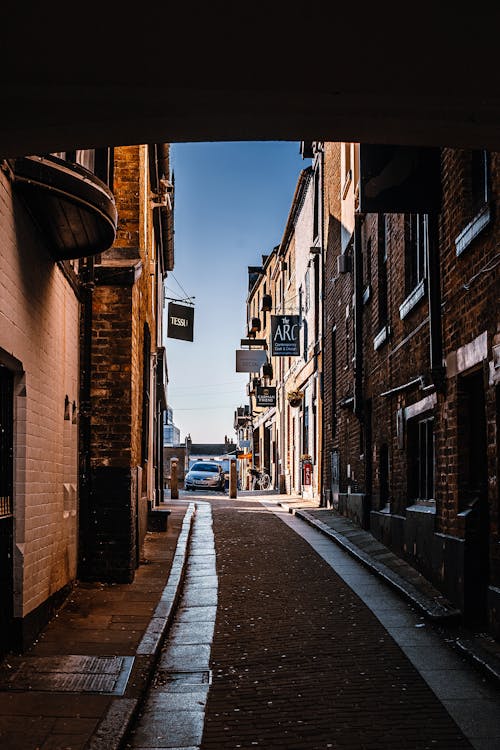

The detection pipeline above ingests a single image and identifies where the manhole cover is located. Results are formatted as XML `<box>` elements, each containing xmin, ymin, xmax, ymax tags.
<box><xmin>0</xmin><ymin>655</ymin><xmax>134</xmax><ymax>695</ymax></box>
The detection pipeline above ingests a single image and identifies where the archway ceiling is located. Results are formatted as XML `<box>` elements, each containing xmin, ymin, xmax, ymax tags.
<box><xmin>1</xmin><ymin>6</ymin><xmax>499</xmax><ymax>157</ymax></box>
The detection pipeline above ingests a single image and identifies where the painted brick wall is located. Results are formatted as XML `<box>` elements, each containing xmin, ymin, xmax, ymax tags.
<box><xmin>0</xmin><ymin>168</ymin><xmax>79</xmax><ymax>618</ymax></box>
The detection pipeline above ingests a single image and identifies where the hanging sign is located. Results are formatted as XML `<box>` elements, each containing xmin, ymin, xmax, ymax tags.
<box><xmin>256</xmin><ymin>386</ymin><xmax>276</xmax><ymax>408</ymax></box>
<box><xmin>235</xmin><ymin>349</ymin><xmax>268</xmax><ymax>373</ymax></box>
<box><xmin>167</xmin><ymin>302</ymin><xmax>194</xmax><ymax>342</ymax></box>
<box><xmin>271</xmin><ymin>315</ymin><xmax>300</xmax><ymax>356</ymax></box>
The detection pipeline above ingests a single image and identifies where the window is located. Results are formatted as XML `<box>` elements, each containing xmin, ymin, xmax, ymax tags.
<box><xmin>345</xmin><ymin>314</ymin><xmax>350</xmax><ymax>369</ymax></box>
<box><xmin>305</xmin><ymin>268</ymin><xmax>311</xmax><ymax>313</ymax></box>
<box><xmin>363</xmin><ymin>237</ymin><xmax>372</xmax><ymax>292</ymax></box>
<box><xmin>191</xmin><ymin>462</ymin><xmax>220</xmax><ymax>473</ymax></box>
<box><xmin>303</xmin><ymin>401</ymin><xmax>309</xmax><ymax>456</ymax></box>
<box><xmin>455</xmin><ymin>149</ymin><xmax>491</xmax><ymax>256</ymax></box>
<box><xmin>399</xmin><ymin>213</ymin><xmax>428</xmax><ymax>319</ymax></box>
<box><xmin>470</xmin><ymin>149</ymin><xmax>489</xmax><ymax>217</ymax></box>
<box><xmin>376</xmin><ymin>216</ymin><xmax>388</xmax><ymax>341</ymax></box>
<box><xmin>313</xmin><ymin>168</ymin><xmax>320</xmax><ymax>241</ymax></box>
<box><xmin>405</xmin><ymin>214</ymin><xmax>427</xmax><ymax>293</ymax></box>
<box><xmin>343</xmin><ymin>142</ymin><xmax>352</xmax><ymax>193</ymax></box>
<box><xmin>303</xmin><ymin>319</ymin><xmax>308</xmax><ymax>361</ymax></box>
<box><xmin>407</xmin><ymin>416</ymin><xmax>434</xmax><ymax>503</ymax></box>
<box><xmin>313</xmin><ymin>255</ymin><xmax>320</xmax><ymax>341</ymax></box>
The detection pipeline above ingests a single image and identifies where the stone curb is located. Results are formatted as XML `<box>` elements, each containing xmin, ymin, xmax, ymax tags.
<box><xmin>85</xmin><ymin>502</ymin><xmax>196</xmax><ymax>750</ymax></box>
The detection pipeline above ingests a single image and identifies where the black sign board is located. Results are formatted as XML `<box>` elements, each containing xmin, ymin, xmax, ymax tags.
<box><xmin>167</xmin><ymin>302</ymin><xmax>194</xmax><ymax>342</ymax></box>
<box><xmin>256</xmin><ymin>386</ymin><xmax>276</xmax><ymax>408</ymax></box>
<box><xmin>359</xmin><ymin>145</ymin><xmax>441</xmax><ymax>214</ymax></box>
<box><xmin>271</xmin><ymin>315</ymin><xmax>300</xmax><ymax>356</ymax></box>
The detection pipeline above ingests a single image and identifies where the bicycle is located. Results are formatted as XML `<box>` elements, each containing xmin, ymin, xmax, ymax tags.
<box><xmin>248</xmin><ymin>466</ymin><xmax>271</xmax><ymax>491</ymax></box>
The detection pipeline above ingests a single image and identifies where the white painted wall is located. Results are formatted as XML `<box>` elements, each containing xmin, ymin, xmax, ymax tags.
<box><xmin>0</xmin><ymin>169</ymin><xmax>79</xmax><ymax>618</ymax></box>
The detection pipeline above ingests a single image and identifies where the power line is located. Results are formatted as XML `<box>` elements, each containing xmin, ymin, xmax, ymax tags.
<box><xmin>169</xmin><ymin>272</ymin><xmax>194</xmax><ymax>304</ymax></box>
<box><xmin>171</xmin><ymin>389</ymin><xmax>245</xmax><ymax>398</ymax></box>
<box><xmin>168</xmin><ymin>380</ymin><xmax>247</xmax><ymax>390</ymax></box>
<box><xmin>174</xmin><ymin>405</ymin><xmax>240</xmax><ymax>411</ymax></box>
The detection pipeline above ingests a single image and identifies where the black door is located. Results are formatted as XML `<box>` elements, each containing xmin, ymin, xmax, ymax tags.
<box><xmin>0</xmin><ymin>366</ymin><xmax>14</xmax><ymax>650</ymax></box>
<box><xmin>459</xmin><ymin>370</ymin><xmax>489</xmax><ymax>628</ymax></box>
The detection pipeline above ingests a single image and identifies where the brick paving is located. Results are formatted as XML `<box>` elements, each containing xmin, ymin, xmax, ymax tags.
<box><xmin>0</xmin><ymin>501</ymin><xmax>191</xmax><ymax>750</ymax></box>
<box><xmin>201</xmin><ymin>495</ymin><xmax>473</xmax><ymax>750</ymax></box>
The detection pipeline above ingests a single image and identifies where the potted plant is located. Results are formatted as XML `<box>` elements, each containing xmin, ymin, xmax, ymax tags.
<box><xmin>287</xmin><ymin>389</ymin><xmax>304</xmax><ymax>408</ymax></box>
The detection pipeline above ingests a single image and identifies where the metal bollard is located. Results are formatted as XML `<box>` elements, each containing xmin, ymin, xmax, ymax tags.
<box><xmin>170</xmin><ymin>460</ymin><xmax>179</xmax><ymax>499</ymax></box>
<box><xmin>229</xmin><ymin>460</ymin><xmax>237</xmax><ymax>498</ymax></box>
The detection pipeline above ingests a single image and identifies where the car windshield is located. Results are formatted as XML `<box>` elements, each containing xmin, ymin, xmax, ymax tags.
<box><xmin>191</xmin><ymin>463</ymin><xmax>219</xmax><ymax>473</ymax></box>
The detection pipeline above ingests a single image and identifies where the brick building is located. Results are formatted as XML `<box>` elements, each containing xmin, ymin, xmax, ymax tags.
<box><xmin>79</xmin><ymin>144</ymin><xmax>173</xmax><ymax>583</ymax></box>
<box><xmin>240</xmin><ymin>160</ymin><xmax>322</xmax><ymax>499</ymax></box>
<box><xmin>0</xmin><ymin>143</ymin><xmax>173</xmax><ymax>653</ymax></box>
<box><xmin>320</xmin><ymin>142</ymin><xmax>500</xmax><ymax>637</ymax></box>
<box><xmin>0</xmin><ymin>150</ymin><xmax>117</xmax><ymax>651</ymax></box>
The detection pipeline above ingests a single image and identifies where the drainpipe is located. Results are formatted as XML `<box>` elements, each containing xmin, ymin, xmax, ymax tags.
<box><xmin>353</xmin><ymin>212</ymin><xmax>364</xmax><ymax>419</ymax></box>
<box><xmin>317</xmin><ymin>144</ymin><xmax>325</xmax><ymax>502</ymax></box>
<box><xmin>426</xmin><ymin>213</ymin><xmax>445</xmax><ymax>391</ymax></box>
<box><xmin>78</xmin><ymin>255</ymin><xmax>95</xmax><ymax>577</ymax></box>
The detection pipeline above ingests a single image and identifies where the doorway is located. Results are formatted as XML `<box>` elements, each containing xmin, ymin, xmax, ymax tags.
<box><xmin>0</xmin><ymin>366</ymin><xmax>14</xmax><ymax>650</ymax></box>
<box><xmin>458</xmin><ymin>369</ymin><xmax>489</xmax><ymax>628</ymax></box>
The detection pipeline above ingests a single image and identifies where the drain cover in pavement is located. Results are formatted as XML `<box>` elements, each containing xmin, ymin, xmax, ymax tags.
<box><xmin>154</xmin><ymin>669</ymin><xmax>212</xmax><ymax>687</ymax></box>
<box><xmin>0</xmin><ymin>655</ymin><xmax>134</xmax><ymax>694</ymax></box>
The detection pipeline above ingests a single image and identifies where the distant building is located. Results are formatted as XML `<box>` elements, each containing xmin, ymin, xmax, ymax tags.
<box><xmin>185</xmin><ymin>434</ymin><xmax>236</xmax><ymax>470</ymax></box>
<box><xmin>163</xmin><ymin>406</ymin><xmax>181</xmax><ymax>446</ymax></box>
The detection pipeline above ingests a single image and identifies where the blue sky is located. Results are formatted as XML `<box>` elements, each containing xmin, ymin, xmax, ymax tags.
<box><xmin>163</xmin><ymin>141</ymin><xmax>309</xmax><ymax>443</ymax></box>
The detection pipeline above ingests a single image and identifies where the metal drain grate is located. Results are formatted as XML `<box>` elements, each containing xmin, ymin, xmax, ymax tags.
<box><xmin>0</xmin><ymin>655</ymin><xmax>134</xmax><ymax>695</ymax></box>
<box><xmin>154</xmin><ymin>669</ymin><xmax>212</xmax><ymax>687</ymax></box>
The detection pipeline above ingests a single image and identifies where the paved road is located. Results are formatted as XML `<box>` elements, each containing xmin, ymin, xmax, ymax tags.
<box><xmin>125</xmin><ymin>492</ymin><xmax>500</xmax><ymax>749</ymax></box>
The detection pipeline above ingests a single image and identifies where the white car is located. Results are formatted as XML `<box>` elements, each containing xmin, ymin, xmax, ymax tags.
<box><xmin>184</xmin><ymin>461</ymin><xmax>225</xmax><ymax>492</ymax></box>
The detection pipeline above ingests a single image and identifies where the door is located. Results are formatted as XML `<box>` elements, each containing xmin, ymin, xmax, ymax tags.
<box><xmin>0</xmin><ymin>366</ymin><xmax>14</xmax><ymax>649</ymax></box>
<box><xmin>459</xmin><ymin>370</ymin><xmax>489</xmax><ymax>628</ymax></box>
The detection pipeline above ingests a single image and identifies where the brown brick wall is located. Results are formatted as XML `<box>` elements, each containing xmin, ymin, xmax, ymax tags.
<box><xmin>114</xmin><ymin>146</ymin><xmax>141</xmax><ymax>249</ymax></box>
<box><xmin>322</xmin><ymin>142</ymin><xmax>366</xmax><ymax>498</ymax></box>
<box><xmin>91</xmin><ymin>285</ymin><xmax>133</xmax><ymax>467</ymax></box>
<box><xmin>321</xmin><ymin>143</ymin><xmax>500</xmax><ymax>620</ymax></box>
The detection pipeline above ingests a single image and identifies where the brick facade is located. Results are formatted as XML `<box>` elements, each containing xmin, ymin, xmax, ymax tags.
<box><xmin>321</xmin><ymin>143</ymin><xmax>500</xmax><ymax>636</ymax></box>
<box><xmin>79</xmin><ymin>145</ymin><xmax>169</xmax><ymax>582</ymax></box>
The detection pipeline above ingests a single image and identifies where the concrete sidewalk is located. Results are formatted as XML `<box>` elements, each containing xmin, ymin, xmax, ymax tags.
<box><xmin>268</xmin><ymin>493</ymin><xmax>500</xmax><ymax>688</ymax></box>
<box><xmin>0</xmin><ymin>500</ymin><xmax>195</xmax><ymax>750</ymax></box>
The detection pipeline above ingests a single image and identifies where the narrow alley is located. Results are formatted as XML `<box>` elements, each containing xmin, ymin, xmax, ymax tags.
<box><xmin>123</xmin><ymin>493</ymin><xmax>500</xmax><ymax>750</ymax></box>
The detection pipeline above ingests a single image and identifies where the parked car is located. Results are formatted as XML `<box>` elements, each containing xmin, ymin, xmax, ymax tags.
<box><xmin>184</xmin><ymin>461</ymin><xmax>225</xmax><ymax>492</ymax></box>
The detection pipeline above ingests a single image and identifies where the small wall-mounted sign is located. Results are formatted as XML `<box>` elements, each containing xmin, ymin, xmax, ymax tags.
<box><xmin>256</xmin><ymin>386</ymin><xmax>276</xmax><ymax>408</ymax></box>
<box><xmin>271</xmin><ymin>315</ymin><xmax>300</xmax><ymax>356</ymax></box>
<box><xmin>167</xmin><ymin>302</ymin><xmax>194</xmax><ymax>342</ymax></box>
<box><xmin>235</xmin><ymin>349</ymin><xmax>268</xmax><ymax>373</ymax></box>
